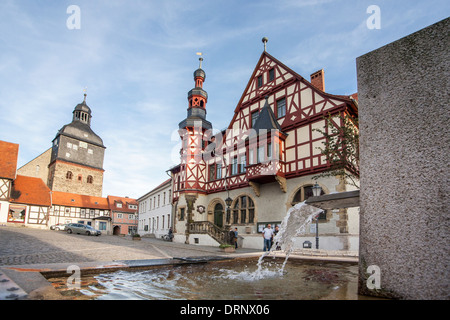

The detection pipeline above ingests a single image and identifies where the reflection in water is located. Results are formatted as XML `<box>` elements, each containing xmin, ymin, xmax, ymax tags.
<box><xmin>48</xmin><ymin>258</ymin><xmax>360</xmax><ymax>300</ymax></box>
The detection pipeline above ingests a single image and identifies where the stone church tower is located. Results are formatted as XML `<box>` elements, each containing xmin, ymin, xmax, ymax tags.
<box><xmin>47</xmin><ymin>94</ymin><xmax>106</xmax><ymax>197</ymax></box>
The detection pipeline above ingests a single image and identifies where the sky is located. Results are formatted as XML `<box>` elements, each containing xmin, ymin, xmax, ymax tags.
<box><xmin>0</xmin><ymin>0</ymin><xmax>448</xmax><ymax>199</ymax></box>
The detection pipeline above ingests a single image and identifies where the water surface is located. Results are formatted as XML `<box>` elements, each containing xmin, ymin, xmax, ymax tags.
<box><xmin>49</xmin><ymin>257</ymin><xmax>361</xmax><ymax>300</ymax></box>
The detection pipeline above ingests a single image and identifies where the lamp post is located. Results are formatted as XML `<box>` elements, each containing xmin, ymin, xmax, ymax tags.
<box><xmin>311</xmin><ymin>182</ymin><xmax>322</xmax><ymax>249</ymax></box>
<box><xmin>225</xmin><ymin>196</ymin><xmax>232</xmax><ymax>223</ymax></box>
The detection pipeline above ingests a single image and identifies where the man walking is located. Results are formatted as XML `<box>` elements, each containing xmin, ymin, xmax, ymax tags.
<box><xmin>262</xmin><ymin>224</ymin><xmax>274</xmax><ymax>252</ymax></box>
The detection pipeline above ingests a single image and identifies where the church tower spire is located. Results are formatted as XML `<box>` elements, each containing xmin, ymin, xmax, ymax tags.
<box><xmin>72</xmin><ymin>91</ymin><xmax>92</xmax><ymax>126</ymax></box>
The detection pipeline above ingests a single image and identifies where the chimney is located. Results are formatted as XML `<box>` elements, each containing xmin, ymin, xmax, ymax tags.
<box><xmin>310</xmin><ymin>69</ymin><xmax>325</xmax><ymax>91</ymax></box>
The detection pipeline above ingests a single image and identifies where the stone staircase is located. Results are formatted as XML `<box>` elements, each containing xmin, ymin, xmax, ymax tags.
<box><xmin>188</xmin><ymin>221</ymin><xmax>229</xmax><ymax>245</ymax></box>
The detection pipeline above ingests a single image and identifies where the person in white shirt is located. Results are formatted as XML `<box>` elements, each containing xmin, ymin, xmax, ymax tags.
<box><xmin>262</xmin><ymin>224</ymin><xmax>274</xmax><ymax>251</ymax></box>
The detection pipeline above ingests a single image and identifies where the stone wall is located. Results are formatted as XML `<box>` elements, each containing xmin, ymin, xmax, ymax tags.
<box><xmin>48</xmin><ymin>160</ymin><xmax>104</xmax><ymax>197</ymax></box>
<box><xmin>17</xmin><ymin>148</ymin><xmax>51</xmax><ymax>183</ymax></box>
<box><xmin>357</xmin><ymin>18</ymin><xmax>449</xmax><ymax>299</ymax></box>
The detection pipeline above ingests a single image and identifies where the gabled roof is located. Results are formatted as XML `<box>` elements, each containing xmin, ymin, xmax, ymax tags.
<box><xmin>52</xmin><ymin>191</ymin><xmax>109</xmax><ymax>210</ymax></box>
<box><xmin>10</xmin><ymin>175</ymin><xmax>51</xmax><ymax>207</ymax></box>
<box><xmin>0</xmin><ymin>140</ymin><xmax>19</xmax><ymax>180</ymax></box>
<box><xmin>251</xmin><ymin>96</ymin><xmax>284</xmax><ymax>134</ymax></box>
<box><xmin>107</xmin><ymin>195</ymin><xmax>138</xmax><ymax>212</ymax></box>
<box><xmin>228</xmin><ymin>51</ymin><xmax>356</xmax><ymax>130</ymax></box>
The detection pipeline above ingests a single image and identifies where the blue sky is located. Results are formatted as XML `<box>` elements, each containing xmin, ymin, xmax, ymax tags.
<box><xmin>0</xmin><ymin>0</ymin><xmax>448</xmax><ymax>199</ymax></box>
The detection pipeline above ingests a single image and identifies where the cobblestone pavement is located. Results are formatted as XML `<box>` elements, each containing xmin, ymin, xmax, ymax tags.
<box><xmin>0</xmin><ymin>226</ymin><xmax>258</xmax><ymax>267</ymax></box>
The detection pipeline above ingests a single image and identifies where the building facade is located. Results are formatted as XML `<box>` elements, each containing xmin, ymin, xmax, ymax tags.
<box><xmin>0</xmin><ymin>141</ymin><xmax>19</xmax><ymax>224</ymax></box>
<box><xmin>109</xmin><ymin>196</ymin><xmax>138</xmax><ymax>236</ymax></box>
<box><xmin>137</xmin><ymin>179</ymin><xmax>172</xmax><ymax>239</ymax></box>
<box><xmin>170</xmin><ymin>48</ymin><xmax>359</xmax><ymax>250</ymax></box>
<box><xmin>49</xmin><ymin>191</ymin><xmax>111</xmax><ymax>234</ymax></box>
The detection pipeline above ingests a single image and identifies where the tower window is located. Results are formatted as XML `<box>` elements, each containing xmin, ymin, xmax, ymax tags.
<box><xmin>251</xmin><ymin>111</ymin><xmax>259</xmax><ymax>127</ymax></box>
<box><xmin>66</xmin><ymin>171</ymin><xmax>73</xmax><ymax>179</ymax></box>
<box><xmin>78</xmin><ymin>175</ymin><xmax>82</xmax><ymax>181</ymax></box>
<box><xmin>231</xmin><ymin>157</ymin><xmax>238</xmax><ymax>175</ymax></box>
<box><xmin>87</xmin><ymin>175</ymin><xmax>93</xmax><ymax>184</ymax></box>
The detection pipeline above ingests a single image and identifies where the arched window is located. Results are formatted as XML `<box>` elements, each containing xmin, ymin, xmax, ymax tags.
<box><xmin>66</xmin><ymin>171</ymin><xmax>73</xmax><ymax>179</ymax></box>
<box><xmin>214</xmin><ymin>203</ymin><xmax>224</xmax><ymax>228</ymax></box>
<box><xmin>87</xmin><ymin>175</ymin><xmax>93</xmax><ymax>184</ymax></box>
<box><xmin>292</xmin><ymin>185</ymin><xmax>327</xmax><ymax>220</ymax></box>
<box><xmin>232</xmin><ymin>195</ymin><xmax>255</xmax><ymax>224</ymax></box>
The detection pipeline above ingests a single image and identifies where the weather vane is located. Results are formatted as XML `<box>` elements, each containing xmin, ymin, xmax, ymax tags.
<box><xmin>196</xmin><ymin>52</ymin><xmax>203</xmax><ymax>68</ymax></box>
<box><xmin>83</xmin><ymin>86</ymin><xmax>87</xmax><ymax>102</ymax></box>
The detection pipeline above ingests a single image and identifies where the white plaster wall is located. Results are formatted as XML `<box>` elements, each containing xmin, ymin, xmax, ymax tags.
<box><xmin>138</xmin><ymin>182</ymin><xmax>172</xmax><ymax>238</ymax></box>
<box><xmin>0</xmin><ymin>201</ymin><xmax>8</xmax><ymax>223</ymax></box>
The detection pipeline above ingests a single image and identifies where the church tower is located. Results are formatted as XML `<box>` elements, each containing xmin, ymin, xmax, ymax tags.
<box><xmin>177</xmin><ymin>56</ymin><xmax>212</xmax><ymax>195</ymax></box>
<box><xmin>47</xmin><ymin>93</ymin><xmax>106</xmax><ymax>197</ymax></box>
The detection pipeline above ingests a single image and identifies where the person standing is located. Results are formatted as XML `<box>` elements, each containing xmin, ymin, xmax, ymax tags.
<box><xmin>262</xmin><ymin>224</ymin><xmax>274</xmax><ymax>251</ymax></box>
<box><xmin>228</xmin><ymin>227</ymin><xmax>235</xmax><ymax>246</ymax></box>
<box><xmin>273</xmin><ymin>225</ymin><xmax>281</xmax><ymax>250</ymax></box>
<box><xmin>234</xmin><ymin>228</ymin><xmax>238</xmax><ymax>249</ymax></box>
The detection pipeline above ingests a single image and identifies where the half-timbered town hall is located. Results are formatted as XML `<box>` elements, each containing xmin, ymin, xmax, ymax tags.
<box><xmin>170</xmin><ymin>44</ymin><xmax>359</xmax><ymax>250</ymax></box>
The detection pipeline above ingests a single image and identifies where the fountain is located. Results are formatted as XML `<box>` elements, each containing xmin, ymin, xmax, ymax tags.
<box><xmin>250</xmin><ymin>201</ymin><xmax>323</xmax><ymax>280</ymax></box>
<box><xmin>47</xmin><ymin>201</ymin><xmax>364</xmax><ymax>300</ymax></box>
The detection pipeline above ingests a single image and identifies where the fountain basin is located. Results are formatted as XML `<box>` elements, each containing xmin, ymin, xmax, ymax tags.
<box><xmin>44</xmin><ymin>255</ymin><xmax>365</xmax><ymax>300</ymax></box>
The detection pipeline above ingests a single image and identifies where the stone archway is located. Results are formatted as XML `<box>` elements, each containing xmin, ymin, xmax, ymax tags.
<box><xmin>113</xmin><ymin>225</ymin><xmax>121</xmax><ymax>235</ymax></box>
<box><xmin>207</xmin><ymin>198</ymin><xmax>226</xmax><ymax>227</ymax></box>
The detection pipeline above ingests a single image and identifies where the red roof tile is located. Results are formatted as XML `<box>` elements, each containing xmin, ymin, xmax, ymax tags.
<box><xmin>107</xmin><ymin>195</ymin><xmax>138</xmax><ymax>212</ymax></box>
<box><xmin>0</xmin><ymin>140</ymin><xmax>19</xmax><ymax>180</ymax></box>
<box><xmin>52</xmin><ymin>191</ymin><xmax>109</xmax><ymax>210</ymax></box>
<box><xmin>10</xmin><ymin>175</ymin><xmax>51</xmax><ymax>206</ymax></box>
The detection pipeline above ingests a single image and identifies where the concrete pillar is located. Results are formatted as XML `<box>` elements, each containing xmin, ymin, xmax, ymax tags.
<box><xmin>356</xmin><ymin>18</ymin><xmax>449</xmax><ymax>299</ymax></box>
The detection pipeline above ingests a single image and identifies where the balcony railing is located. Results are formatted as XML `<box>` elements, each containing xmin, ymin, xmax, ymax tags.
<box><xmin>245</xmin><ymin>159</ymin><xmax>285</xmax><ymax>182</ymax></box>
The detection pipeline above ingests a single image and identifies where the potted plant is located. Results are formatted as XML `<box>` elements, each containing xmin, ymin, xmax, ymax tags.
<box><xmin>132</xmin><ymin>233</ymin><xmax>141</xmax><ymax>241</ymax></box>
<box><xmin>219</xmin><ymin>244</ymin><xmax>235</xmax><ymax>253</ymax></box>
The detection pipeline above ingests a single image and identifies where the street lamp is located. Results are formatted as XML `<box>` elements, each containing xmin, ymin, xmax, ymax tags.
<box><xmin>311</xmin><ymin>182</ymin><xmax>322</xmax><ymax>249</ymax></box>
<box><xmin>312</xmin><ymin>182</ymin><xmax>322</xmax><ymax>197</ymax></box>
<box><xmin>225</xmin><ymin>196</ymin><xmax>232</xmax><ymax>224</ymax></box>
<box><xmin>225</xmin><ymin>196</ymin><xmax>233</xmax><ymax>208</ymax></box>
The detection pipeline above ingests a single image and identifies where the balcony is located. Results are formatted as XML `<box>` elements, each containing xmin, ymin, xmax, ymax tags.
<box><xmin>245</xmin><ymin>159</ymin><xmax>285</xmax><ymax>184</ymax></box>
